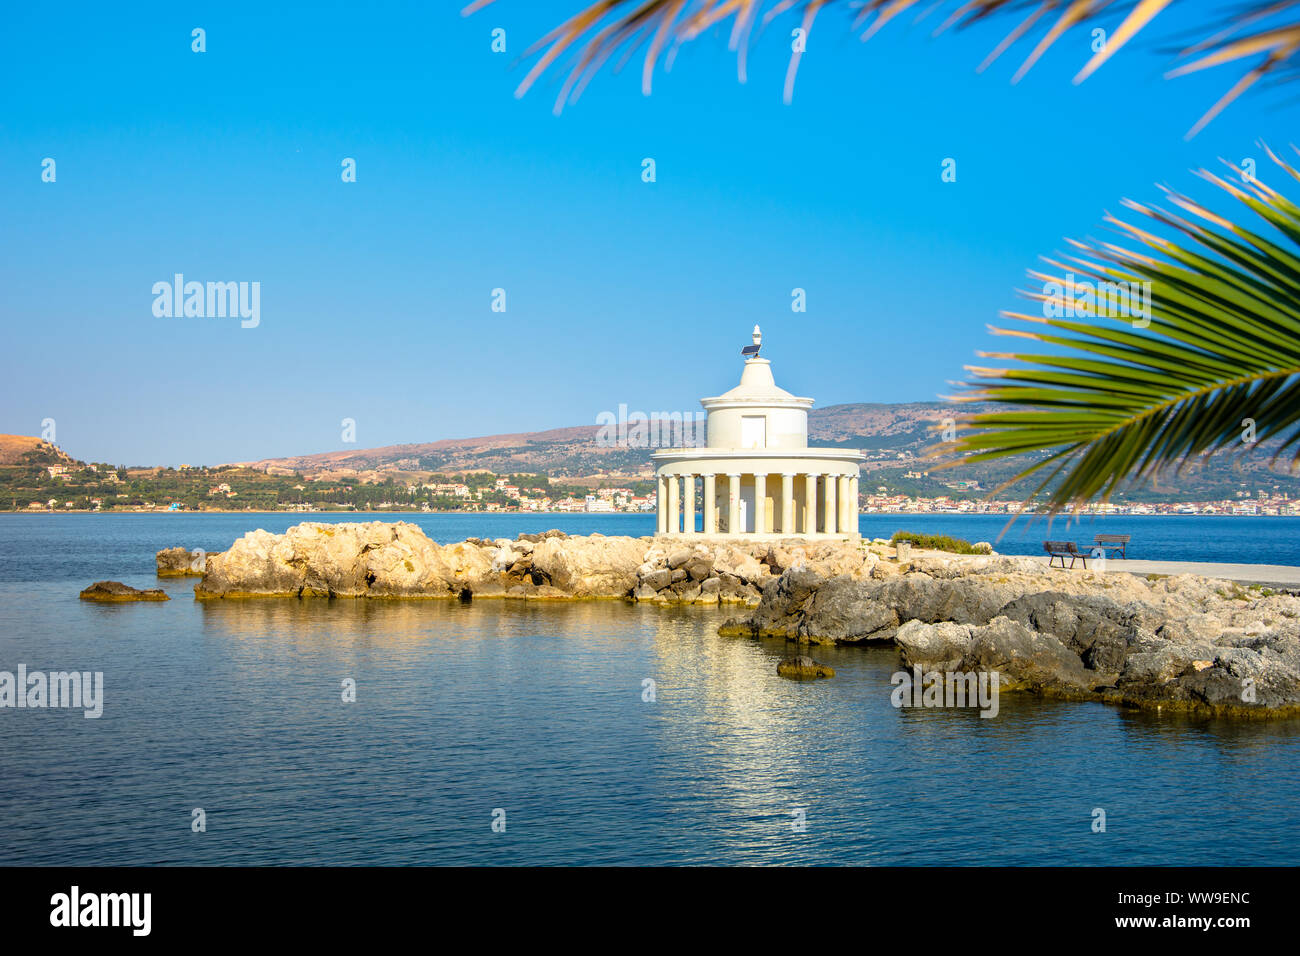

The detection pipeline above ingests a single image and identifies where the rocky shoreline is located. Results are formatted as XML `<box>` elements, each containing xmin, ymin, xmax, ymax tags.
<box><xmin>164</xmin><ymin>520</ymin><xmax>1300</xmax><ymax>718</ymax></box>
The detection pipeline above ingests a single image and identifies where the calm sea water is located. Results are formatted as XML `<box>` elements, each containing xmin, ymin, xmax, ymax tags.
<box><xmin>1</xmin><ymin>513</ymin><xmax>1298</xmax><ymax>865</ymax></box>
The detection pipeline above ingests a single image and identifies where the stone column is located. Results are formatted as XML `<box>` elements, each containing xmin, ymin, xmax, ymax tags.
<box><xmin>729</xmin><ymin>472</ymin><xmax>742</xmax><ymax>534</ymax></box>
<box><xmin>835</xmin><ymin>475</ymin><xmax>847</xmax><ymax>532</ymax></box>
<box><xmin>847</xmin><ymin>476</ymin><xmax>857</xmax><ymax>535</ymax></box>
<box><xmin>804</xmin><ymin>473</ymin><xmax>817</xmax><ymax>534</ymax></box>
<box><xmin>703</xmin><ymin>473</ymin><xmax>717</xmax><ymax>534</ymax></box>
<box><xmin>753</xmin><ymin>474</ymin><xmax>766</xmax><ymax>534</ymax></box>
<box><xmin>781</xmin><ymin>473</ymin><xmax>794</xmax><ymax>534</ymax></box>
<box><xmin>656</xmin><ymin>475</ymin><xmax>667</xmax><ymax>534</ymax></box>
<box><xmin>824</xmin><ymin>472</ymin><xmax>838</xmax><ymax>535</ymax></box>
<box><xmin>666</xmin><ymin>475</ymin><xmax>680</xmax><ymax>534</ymax></box>
<box><xmin>683</xmin><ymin>474</ymin><xmax>696</xmax><ymax>534</ymax></box>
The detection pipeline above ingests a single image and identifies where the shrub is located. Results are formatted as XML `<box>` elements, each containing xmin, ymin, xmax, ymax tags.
<box><xmin>890</xmin><ymin>531</ymin><xmax>986</xmax><ymax>555</ymax></box>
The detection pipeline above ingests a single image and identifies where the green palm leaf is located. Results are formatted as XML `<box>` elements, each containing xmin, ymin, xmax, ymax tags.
<box><xmin>938</xmin><ymin>146</ymin><xmax>1300</xmax><ymax>512</ymax></box>
<box><xmin>464</xmin><ymin>0</ymin><xmax>1300</xmax><ymax>135</ymax></box>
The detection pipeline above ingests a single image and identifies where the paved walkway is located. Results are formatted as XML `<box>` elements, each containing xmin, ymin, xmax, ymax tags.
<box><xmin>1029</xmin><ymin>555</ymin><xmax>1300</xmax><ymax>588</ymax></box>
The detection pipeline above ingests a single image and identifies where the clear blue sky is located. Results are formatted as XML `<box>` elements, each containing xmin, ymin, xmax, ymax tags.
<box><xmin>1</xmin><ymin>1</ymin><xmax>1293</xmax><ymax>465</ymax></box>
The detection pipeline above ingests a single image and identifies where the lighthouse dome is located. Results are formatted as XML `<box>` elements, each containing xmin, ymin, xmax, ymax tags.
<box><xmin>700</xmin><ymin>332</ymin><xmax>812</xmax><ymax>451</ymax></box>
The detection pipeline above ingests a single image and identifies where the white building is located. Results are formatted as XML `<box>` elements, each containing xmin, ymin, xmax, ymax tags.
<box><xmin>652</xmin><ymin>327</ymin><xmax>864</xmax><ymax>537</ymax></box>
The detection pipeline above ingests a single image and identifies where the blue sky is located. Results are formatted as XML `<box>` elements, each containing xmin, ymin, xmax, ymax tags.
<box><xmin>1</xmin><ymin>0</ymin><xmax>1295</xmax><ymax>465</ymax></box>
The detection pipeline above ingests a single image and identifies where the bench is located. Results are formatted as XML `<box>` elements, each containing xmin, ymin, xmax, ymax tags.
<box><xmin>1093</xmin><ymin>534</ymin><xmax>1130</xmax><ymax>559</ymax></box>
<box><xmin>1044</xmin><ymin>540</ymin><xmax>1089</xmax><ymax>569</ymax></box>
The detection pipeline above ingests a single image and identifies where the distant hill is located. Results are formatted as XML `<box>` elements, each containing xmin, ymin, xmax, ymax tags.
<box><xmin>230</xmin><ymin>401</ymin><xmax>1300</xmax><ymax>504</ymax></box>
<box><xmin>0</xmin><ymin>435</ymin><xmax>72</xmax><ymax>466</ymax></box>
<box><xmin>233</xmin><ymin>403</ymin><xmax>973</xmax><ymax>479</ymax></box>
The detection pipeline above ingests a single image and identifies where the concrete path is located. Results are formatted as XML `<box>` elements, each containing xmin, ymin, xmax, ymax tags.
<box><xmin>1028</xmin><ymin>555</ymin><xmax>1300</xmax><ymax>588</ymax></box>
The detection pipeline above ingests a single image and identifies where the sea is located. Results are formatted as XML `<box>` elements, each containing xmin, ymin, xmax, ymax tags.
<box><xmin>1</xmin><ymin>512</ymin><xmax>1298</xmax><ymax>865</ymax></box>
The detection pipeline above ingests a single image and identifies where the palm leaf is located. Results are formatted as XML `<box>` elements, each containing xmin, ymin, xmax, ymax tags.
<box><xmin>935</xmin><ymin>146</ymin><xmax>1300</xmax><ymax>513</ymax></box>
<box><xmin>464</xmin><ymin>0</ymin><xmax>1300</xmax><ymax>134</ymax></box>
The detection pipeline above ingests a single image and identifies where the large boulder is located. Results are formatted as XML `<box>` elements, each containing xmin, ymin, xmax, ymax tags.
<box><xmin>961</xmin><ymin>616</ymin><xmax>1096</xmax><ymax>694</ymax></box>
<box><xmin>895</xmin><ymin>619</ymin><xmax>972</xmax><ymax>671</ymax></box>
<box><xmin>196</xmin><ymin>522</ymin><xmax>463</xmax><ymax>598</ymax></box>
<box><xmin>529</xmin><ymin>533</ymin><xmax>645</xmax><ymax>597</ymax></box>
<box><xmin>156</xmin><ymin>547</ymin><xmax>219</xmax><ymax>577</ymax></box>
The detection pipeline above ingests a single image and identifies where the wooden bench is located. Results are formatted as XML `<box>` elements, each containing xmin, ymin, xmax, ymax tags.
<box><xmin>1044</xmin><ymin>540</ymin><xmax>1089</xmax><ymax>569</ymax></box>
<box><xmin>1093</xmin><ymin>534</ymin><xmax>1130</xmax><ymax>559</ymax></box>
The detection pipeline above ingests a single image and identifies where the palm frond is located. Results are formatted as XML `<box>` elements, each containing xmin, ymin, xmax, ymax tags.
<box><xmin>464</xmin><ymin>0</ymin><xmax>1300</xmax><ymax>134</ymax></box>
<box><xmin>935</xmin><ymin>146</ymin><xmax>1300</xmax><ymax>513</ymax></box>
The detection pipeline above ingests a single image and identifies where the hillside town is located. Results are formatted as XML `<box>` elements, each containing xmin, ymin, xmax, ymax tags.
<box><xmin>9</xmin><ymin>456</ymin><xmax>1300</xmax><ymax>517</ymax></box>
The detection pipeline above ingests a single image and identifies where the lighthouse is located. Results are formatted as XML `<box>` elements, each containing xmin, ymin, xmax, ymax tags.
<box><xmin>652</xmin><ymin>327</ymin><xmax>864</xmax><ymax>537</ymax></box>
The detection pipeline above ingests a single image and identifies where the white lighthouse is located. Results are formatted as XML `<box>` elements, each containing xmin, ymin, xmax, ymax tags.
<box><xmin>652</xmin><ymin>327</ymin><xmax>864</xmax><ymax>537</ymax></box>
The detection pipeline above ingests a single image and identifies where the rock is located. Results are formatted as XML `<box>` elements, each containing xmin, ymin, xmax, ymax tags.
<box><xmin>196</xmin><ymin>522</ymin><xmax>470</xmax><ymax>599</ymax></box>
<box><xmin>155</xmin><ymin>546</ymin><xmax>214</xmax><ymax>577</ymax></box>
<box><xmin>671</xmin><ymin>583</ymin><xmax>702</xmax><ymax>603</ymax></box>
<box><xmin>777</xmin><ymin>656</ymin><xmax>835</xmax><ymax>679</ymax></box>
<box><xmin>714</xmin><ymin>547</ymin><xmax>766</xmax><ymax>585</ymax></box>
<box><xmin>797</xmin><ymin>576</ymin><xmax>900</xmax><ymax>644</ymax></box>
<box><xmin>80</xmin><ymin>581</ymin><xmax>170</xmax><ymax>602</ymax></box>
<box><xmin>961</xmin><ymin>616</ymin><xmax>1095</xmax><ymax>694</ymax></box>
<box><xmin>528</xmin><ymin>534</ymin><xmax>644</xmax><ymax>597</ymax></box>
<box><xmin>895</xmin><ymin>620</ymin><xmax>972</xmax><ymax>671</ymax></box>
<box><xmin>666</xmin><ymin>549</ymin><xmax>693</xmax><ymax>570</ymax></box>
<box><xmin>641</xmin><ymin>568</ymin><xmax>672</xmax><ymax>591</ymax></box>
<box><xmin>719</xmin><ymin>552</ymin><xmax>1300</xmax><ymax>716</ymax></box>
<box><xmin>684</xmin><ymin>556</ymin><xmax>713</xmax><ymax>582</ymax></box>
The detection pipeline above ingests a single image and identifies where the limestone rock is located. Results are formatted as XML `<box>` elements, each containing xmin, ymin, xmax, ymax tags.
<box><xmin>155</xmin><ymin>547</ymin><xmax>216</xmax><ymax>577</ymax></box>
<box><xmin>529</xmin><ymin>533</ymin><xmax>644</xmax><ymax>597</ymax></box>
<box><xmin>80</xmin><ymin>580</ymin><xmax>169</xmax><ymax>602</ymax></box>
<box><xmin>777</xmin><ymin>655</ymin><xmax>835</xmax><ymax>679</ymax></box>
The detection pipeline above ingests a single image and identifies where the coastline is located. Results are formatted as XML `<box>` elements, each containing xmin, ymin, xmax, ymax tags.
<box><xmin>5</xmin><ymin>508</ymin><xmax>1298</xmax><ymax>517</ymax></box>
<box><xmin>148</xmin><ymin>519</ymin><xmax>1300</xmax><ymax>719</ymax></box>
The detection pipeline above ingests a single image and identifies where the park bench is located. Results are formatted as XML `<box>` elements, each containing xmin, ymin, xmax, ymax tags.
<box><xmin>1093</xmin><ymin>534</ymin><xmax>1130</xmax><ymax>559</ymax></box>
<box><xmin>1044</xmin><ymin>540</ymin><xmax>1089</xmax><ymax>569</ymax></box>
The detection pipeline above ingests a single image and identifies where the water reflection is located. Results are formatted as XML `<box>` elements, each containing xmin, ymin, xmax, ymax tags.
<box><xmin>0</xmin><ymin>584</ymin><xmax>1297</xmax><ymax>865</ymax></box>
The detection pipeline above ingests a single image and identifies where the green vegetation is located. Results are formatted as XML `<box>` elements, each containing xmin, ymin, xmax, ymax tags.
<box><xmin>890</xmin><ymin>531</ymin><xmax>990</xmax><ymax>555</ymax></box>
<box><xmin>1218</xmin><ymin>583</ymin><xmax>1280</xmax><ymax>601</ymax></box>
<box><xmin>0</xmin><ymin>459</ymin><xmax>609</xmax><ymax>513</ymax></box>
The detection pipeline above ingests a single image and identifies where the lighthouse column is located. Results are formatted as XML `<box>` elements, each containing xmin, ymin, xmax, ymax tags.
<box><xmin>727</xmin><ymin>473</ymin><xmax>741</xmax><ymax>535</ymax></box>
<box><xmin>703</xmin><ymin>474</ymin><xmax>717</xmax><ymax>533</ymax></box>
<box><xmin>753</xmin><ymin>474</ymin><xmax>766</xmax><ymax>534</ymax></box>
<box><xmin>781</xmin><ymin>473</ymin><xmax>794</xmax><ymax>534</ymax></box>
<box><xmin>836</xmin><ymin>475</ymin><xmax>850</xmax><ymax>532</ymax></box>
<box><xmin>683</xmin><ymin>475</ymin><xmax>696</xmax><ymax>534</ymax></box>
<box><xmin>824</xmin><ymin>473</ymin><xmax>838</xmax><ymax>535</ymax></box>
<box><xmin>803</xmin><ymin>474</ymin><xmax>817</xmax><ymax>534</ymax></box>
<box><xmin>667</xmin><ymin>476</ymin><xmax>680</xmax><ymax>534</ymax></box>
<box><xmin>656</xmin><ymin>476</ymin><xmax>667</xmax><ymax>534</ymax></box>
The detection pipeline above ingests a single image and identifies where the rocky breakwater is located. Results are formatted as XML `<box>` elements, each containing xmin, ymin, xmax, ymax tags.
<box><xmin>630</xmin><ymin>538</ymin><xmax>875</xmax><ymax>606</ymax></box>
<box><xmin>720</xmin><ymin>552</ymin><xmax>1300</xmax><ymax>717</ymax></box>
<box><xmin>189</xmin><ymin>521</ymin><xmax>871</xmax><ymax>603</ymax></box>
